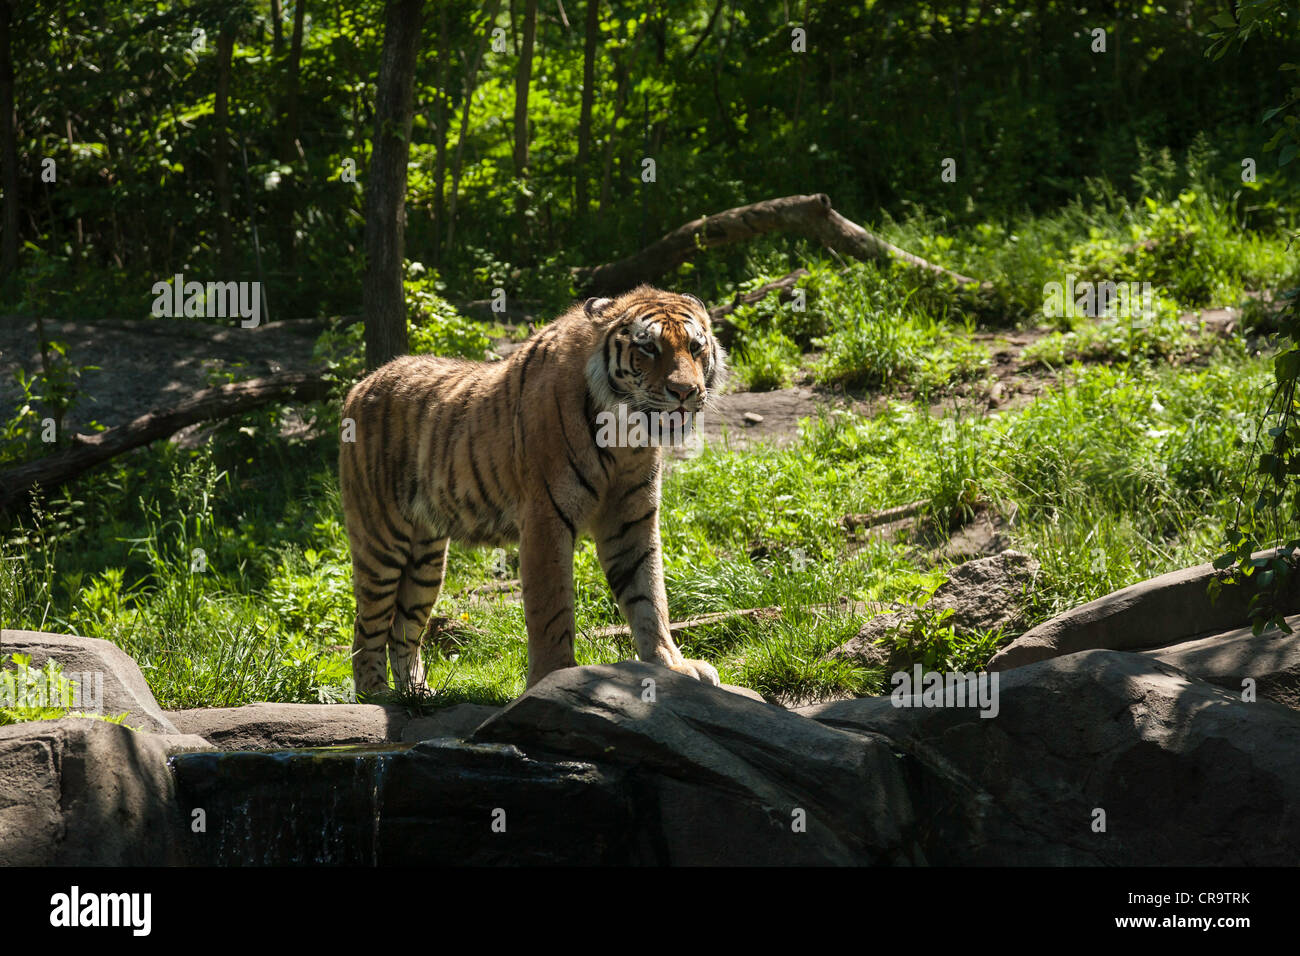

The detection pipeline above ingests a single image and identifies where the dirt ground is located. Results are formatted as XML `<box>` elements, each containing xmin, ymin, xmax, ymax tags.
<box><xmin>0</xmin><ymin>306</ymin><xmax>1242</xmax><ymax>448</ymax></box>
<box><xmin>0</xmin><ymin>316</ymin><xmax>324</xmax><ymax>432</ymax></box>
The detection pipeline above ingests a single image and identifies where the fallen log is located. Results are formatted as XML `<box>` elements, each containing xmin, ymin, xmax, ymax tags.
<box><xmin>0</xmin><ymin>370</ymin><xmax>332</xmax><ymax>511</ymax></box>
<box><xmin>574</xmin><ymin>193</ymin><xmax>984</xmax><ymax>295</ymax></box>
<box><xmin>840</xmin><ymin>500</ymin><xmax>928</xmax><ymax>533</ymax></box>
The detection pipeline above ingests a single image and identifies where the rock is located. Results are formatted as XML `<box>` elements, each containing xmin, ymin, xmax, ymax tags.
<box><xmin>931</xmin><ymin>508</ymin><xmax>1012</xmax><ymax>562</ymax></box>
<box><xmin>470</xmin><ymin>661</ymin><xmax>917</xmax><ymax>864</ymax></box>
<box><xmin>800</xmin><ymin>650</ymin><xmax>1300</xmax><ymax>865</ymax></box>
<box><xmin>0</xmin><ymin>717</ymin><xmax>208</xmax><ymax>865</ymax></box>
<box><xmin>168</xmin><ymin>702</ymin><xmax>407</xmax><ymax>750</ymax></box>
<box><xmin>1</xmin><ymin>629</ymin><xmax>179</xmax><ymax>734</ymax></box>
<box><xmin>1142</xmin><ymin>613</ymin><xmax>1300</xmax><ymax>711</ymax></box>
<box><xmin>826</xmin><ymin>550</ymin><xmax>1039</xmax><ymax>669</ymax></box>
<box><xmin>719</xmin><ymin>682</ymin><xmax>767</xmax><ymax>703</ymax></box>
<box><xmin>929</xmin><ymin>549</ymin><xmax>1038</xmax><ymax>630</ymax></box>
<box><xmin>741</xmin><ymin>411</ymin><xmax>764</xmax><ymax>425</ymax></box>
<box><xmin>400</xmin><ymin>703</ymin><xmax>502</xmax><ymax>742</ymax></box>
<box><xmin>988</xmin><ymin>551</ymin><xmax>1299</xmax><ymax>671</ymax></box>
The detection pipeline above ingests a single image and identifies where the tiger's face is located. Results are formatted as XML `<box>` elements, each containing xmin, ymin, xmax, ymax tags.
<box><xmin>584</xmin><ymin>287</ymin><xmax>727</xmax><ymax>417</ymax></box>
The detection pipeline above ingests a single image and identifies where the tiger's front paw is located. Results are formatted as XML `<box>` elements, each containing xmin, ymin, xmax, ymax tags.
<box><xmin>670</xmin><ymin>658</ymin><xmax>720</xmax><ymax>686</ymax></box>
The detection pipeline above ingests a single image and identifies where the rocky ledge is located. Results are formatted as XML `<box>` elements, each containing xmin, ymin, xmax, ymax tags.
<box><xmin>3</xmin><ymin>554</ymin><xmax>1300</xmax><ymax>865</ymax></box>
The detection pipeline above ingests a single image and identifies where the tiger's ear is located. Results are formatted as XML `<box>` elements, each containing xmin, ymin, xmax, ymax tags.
<box><xmin>682</xmin><ymin>293</ymin><xmax>706</xmax><ymax>310</ymax></box>
<box><xmin>584</xmin><ymin>297</ymin><xmax>612</xmax><ymax>318</ymax></box>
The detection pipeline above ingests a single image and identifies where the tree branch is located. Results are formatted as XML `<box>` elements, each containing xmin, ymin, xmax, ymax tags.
<box><xmin>0</xmin><ymin>371</ymin><xmax>331</xmax><ymax>511</ymax></box>
<box><xmin>574</xmin><ymin>193</ymin><xmax>985</xmax><ymax>295</ymax></box>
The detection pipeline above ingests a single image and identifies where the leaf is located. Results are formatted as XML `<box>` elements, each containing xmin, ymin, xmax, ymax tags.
<box><xmin>1275</xmin><ymin>349</ymin><xmax>1300</xmax><ymax>382</ymax></box>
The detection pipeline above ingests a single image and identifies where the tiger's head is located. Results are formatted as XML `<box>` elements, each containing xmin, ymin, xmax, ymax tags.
<box><xmin>583</xmin><ymin>285</ymin><xmax>727</xmax><ymax>418</ymax></box>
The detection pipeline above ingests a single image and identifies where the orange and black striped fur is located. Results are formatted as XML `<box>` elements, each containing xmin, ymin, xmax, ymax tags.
<box><xmin>338</xmin><ymin>285</ymin><xmax>726</xmax><ymax>694</ymax></box>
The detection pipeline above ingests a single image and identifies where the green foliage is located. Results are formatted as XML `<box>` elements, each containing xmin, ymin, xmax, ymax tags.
<box><xmin>0</xmin><ymin>652</ymin><xmax>131</xmax><ymax>727</ymax></box>
<box><xmin>5</xmin><ymin>0</ymin><xmax>1300</xmax><ymax>707</ymax></box>
<box><xmin>404</xmin><ymin>262</ymin><xmax>493</xmax><ymax>360</ymax></box>
<box><xmin>8</xmin><ymin>1</ymin><xmax>1299</xmax><ymax>321</ymax></box>
<box><xmin>805</xmin><ymin>265</ymin><xmax>988</xmax><ymax>394</ymax></box>
<box><xmin>880</xmin><ymin>586</ymin><xmax>1007</xmax><ymax>675</ymax></box>
<box><xmin>0</xmin><ymin>343</ymin><xmax>1268</xmax><ymax>706</ymax></box>
<box><xmin>732</xmin><ymin>328</ymin><xmax>800</xmax><ymax>391</ymax></box>
<box><xmin>1021</xmin><ymin>308</ymin><xmax>1198</xmax><ymax>368</ymax></box>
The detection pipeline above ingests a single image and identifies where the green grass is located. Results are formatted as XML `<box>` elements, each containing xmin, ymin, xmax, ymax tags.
<box><xmin>0</xmin><ymin>339</ymin><xmax>1269</xmax><ymax>708</ymax></box>
<box><xmin>2</xmin><ymin>160</ymin><xmax>1293</xmax><ymax>711</ymax></box>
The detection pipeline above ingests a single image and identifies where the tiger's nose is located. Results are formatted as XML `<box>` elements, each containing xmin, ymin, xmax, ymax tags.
<box><xmin>666</xmin><ymin>383</ymin><xmax>699</xmax><ymax>404</ymax></box>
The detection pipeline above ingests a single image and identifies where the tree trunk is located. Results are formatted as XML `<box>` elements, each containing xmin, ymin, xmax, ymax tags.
<box><xmin>0</xmin><ymin>371</ymin><xmax>331</xmax><ymax>512</ymax></box>
<box><xmin>213</xmin><ymin>19</ymin><xmax>236</xmax><ymax>273</ymax></box>
<box><xmin>0</xmin><ymin>0</ymin><xmax>18</xmax><ymax>279</ymax></box>
<box><xmin>275</xmin><ymin>0</ymin><xmax>307</xmax><ymax>274</ymax></box>
<box><xmin>512</xmin><ymin>0</ymin><xmax>537</xmax><ymax>236</ymax></box>
<box><xmin>574</xmin><ymin>0</ymin><xmax>598</xmax><ymax>220</ymax></box>
<box><xmin>574</xmin><ymin>193</ymin><xmax>984</xmax><ymax>296</ymax></box>
<box><xmin>429</xmin><ymin>3</ymin><xmax>450</xmax><ymax>265</ymax></box>
<box><xmin>270</xmin><ymin>0</ymin><xmax>284</xmax><ymax>57</ymax></box>
<box><xmin>362</xmin><ymin>0</ymin><xmax>423</xmax><ymax>371</ymax></box>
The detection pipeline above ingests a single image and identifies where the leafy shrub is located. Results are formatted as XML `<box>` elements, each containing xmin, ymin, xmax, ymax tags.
<box><xmin>733</xmin><ymin>328</ymin><xmax>800</xmax><ymax>391</ymax></box>
<box><xmin>0</xmin><ymin>652</ymin><xmax>131</xmax><ymax>727</ymax></box>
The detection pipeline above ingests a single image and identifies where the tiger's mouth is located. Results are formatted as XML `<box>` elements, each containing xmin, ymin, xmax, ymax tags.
<box><xmin>645</xmin><ymin>397</ymin><xmax>706</xmax><ymax>415</ymax></box>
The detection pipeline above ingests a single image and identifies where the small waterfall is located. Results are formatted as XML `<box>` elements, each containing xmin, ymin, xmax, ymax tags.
<box><xmin>170</xmin><ymin>743</ymin><xmax>415</xmax><ymax>865</ymax></box>
<box><xmin>168</xmin><ymin>737</ymin><xmax>637</xmax><ymax>864</ymax></box>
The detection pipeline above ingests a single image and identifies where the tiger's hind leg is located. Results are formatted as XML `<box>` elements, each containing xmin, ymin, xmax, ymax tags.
<box><xmin>347</xmin><ymin>527</ymin><xmax>410</xmax><ymax>696</ymax></box>
<box><xmin>387</xmin><ymin>534</ymin><xmax>450</xmax><ymax>693</ymax></box>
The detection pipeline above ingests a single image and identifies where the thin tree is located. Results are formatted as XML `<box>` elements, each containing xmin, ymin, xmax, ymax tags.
<box><xmin>512</xmin><ymin>0</ymin><xmax>537</xmax><ymax>235</ymax></box>
<box><xmin>362</xmin><ymin>0</ymin><xmax>424</xmax><ymax>371</ymax></box>
<box><xmin>275</xmin><ymin>0</ymin><xmax>306</xmax><ymax>273</ymax></box>
<box><xmin>0</xmin><ymin>0</ymin><xmax>18</xmax><ymax>279</ymax></box>
<box><xmin>212</xmin><ymin>16</ymin><xmax>236</xmax><ymax>273</ymax></box>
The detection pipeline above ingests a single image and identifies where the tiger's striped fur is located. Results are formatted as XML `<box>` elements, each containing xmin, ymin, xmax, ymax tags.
<box><xmin>339</xmin><ymin>285</ymin><xmax>726</xmax><ymax>694</ymax></box>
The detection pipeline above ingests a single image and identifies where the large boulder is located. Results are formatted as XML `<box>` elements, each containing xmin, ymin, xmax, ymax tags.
<box><xmin>470</xmin><ymin>661</ymin><xmax>919</xmax><ymax>865</ymax></box>
<box><xmin>800</xmin><ymin>650</ymin><xmax>1300</xmax><ymax>865</ymax></box>
<box><xmin>168</xmin><ymin>701</ymin><xmax>507</xmax><ymax>749</ymax></box>
<box><xmin>400</xmin><ymin>703</ymin><xmax>502</xmax><ymax>742</ymax></box>
<box><xmin>827</xmin><ymin>550</ymin><xmax>1039</xmax><ymax>669</ymax></box>
<box><xmin>988</xmin><ymin>553</ymin><xmax>1300</xmax><ymax>671</ymax></box>
<box><xmin>1142</xmin><ymin>613</ymin><xmax>1300</xmax><ymax>712</ymax></box>
<box><xmin>0</xmin><ymin>717</ymin><xmax>209</xmax><ymax>866</ymax></box>
<box><xmin>169</xmin><ymin>702</ymin><xmax>408</xmax><ymax>750</ymax></box>
<box><xmin>1</xmin><ymin>630</ymin><xmax>180</xmax><ymax>734</ymax></box>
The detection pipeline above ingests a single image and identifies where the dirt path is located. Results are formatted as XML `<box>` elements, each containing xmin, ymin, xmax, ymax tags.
<box><xmin>0</xmin><ymin>306</ymin><xmax>1245</xmax><ymax>449</ymax></box>
<box><xmin>0</xmin><ymin>316</ymin><xmax>323</xmax><ymax>432</ymax></box>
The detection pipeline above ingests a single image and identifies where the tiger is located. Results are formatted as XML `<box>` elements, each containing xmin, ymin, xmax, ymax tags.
<box><xmin>338</xmin><ymin>284</ymin><xmax>726</xmax><ymax>696</ymax></box>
